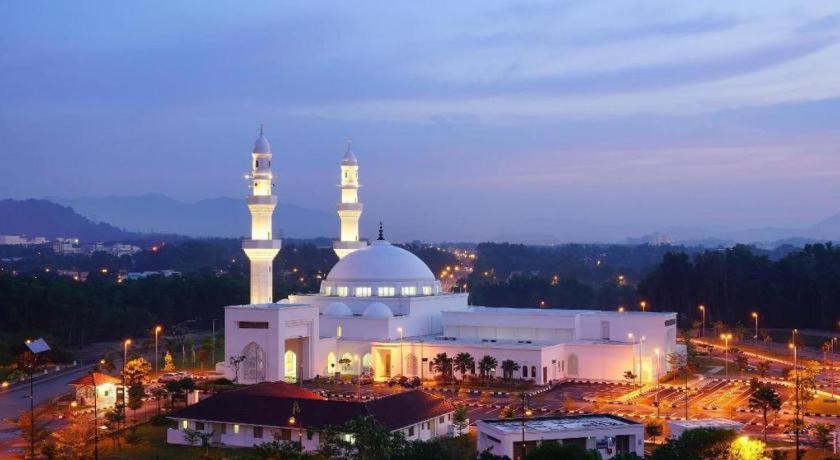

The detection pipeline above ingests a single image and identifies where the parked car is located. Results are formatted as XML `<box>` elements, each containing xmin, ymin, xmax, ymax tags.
<box><xmin>158</xmin><ymin>372</ymin><xmax>189</xmax><ymax>383</ymax></box>
<box><xmin>387</xmin><ymin>375</ymin><xmax>407</xmax><ymax>387</ymax></box>
<box><xmin>353</xmin><ymin>374</ymin><xmax>373</xmax><ymax>385</ymax></box>
<box><xmin>403</xmin><ymin>376</ymin><xmax>421</xmax><ymax>388</ymax></box>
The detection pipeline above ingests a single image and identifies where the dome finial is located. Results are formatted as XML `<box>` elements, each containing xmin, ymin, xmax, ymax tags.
<box><xmin>259</xmin><ymin>123</ymin><xmax>264</xmax><ymax>135</ymax></box>
<box><xmin>378</xmin><ymin>222</ymin><xmax>384</xmax><ymax>240</ymax></box>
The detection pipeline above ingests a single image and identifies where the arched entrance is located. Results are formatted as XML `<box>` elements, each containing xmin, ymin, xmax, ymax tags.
<box><xmin>362</xmin><ymin>353</ymin><xmax>373</xmax><ymax>375</ymax></box>
<box><xmin>242</xmin><ymin>342</ymin><xmax>266</xmax><ymax>382</ymax></box>
<box><xmin>284</xmin><ymin>350</ymin><xmax>297</xmax><ymax>382</ymax></box>
<box><xmin>341</xmin><ymin>352</ymin><xmax>354</xmax><ymax>373</ymax></box>
<box><xmin>327</xmin><ymin>352</ymin><xmax>337</xmax><ymax>376</ymax></box>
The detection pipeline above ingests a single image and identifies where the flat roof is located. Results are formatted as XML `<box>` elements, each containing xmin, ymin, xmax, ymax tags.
<box><xmin>458</xmin><ymin>306</ymin><xmax>676</xmax><ymax>317</ymax></box>
<box><xmin>379</xmin><ymin>336</ymin><xmax>632</xmax><ymax>349</ymax></box>
<box><xmin>482</xmin><ymin>414</ymin><xmax>640</xmax><ymax>434</ymax></box>
<box><xmin>668</xmin><ymin>418</ymin><xmax>744</xmax><ymax>429</ymax></box>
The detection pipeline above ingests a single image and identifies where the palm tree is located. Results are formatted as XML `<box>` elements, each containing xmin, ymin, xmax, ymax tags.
<box><xmin>500</xmin><ymin>359</ymin><xmax>520</xmax><ymax>380</ymax></box>
<box><xmin>432</xmin><ymin>353</ymin><xmax>454</xmax><ymax>381</ymax></box>
<box><xmin>478</xmin><ymin>355</ymin><xmax>497</xmax><ymax>379</ymax></box>
<box><xmin>749</xmin><ymin>382</ymin><xmax>782</xmax><ymax>442</ymax></box>
<box><xmin>453</xmin><ymin>352</ymin><xmax>475</xmax><ymax>380</ymax></box>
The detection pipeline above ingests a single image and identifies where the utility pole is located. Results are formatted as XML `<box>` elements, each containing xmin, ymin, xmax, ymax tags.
<box><xmin>91</xmin><ymin>369</ymin><xmax>99</xmax><ymax>460</ymax></box>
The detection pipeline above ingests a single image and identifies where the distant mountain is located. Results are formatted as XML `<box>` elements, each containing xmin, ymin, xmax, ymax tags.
<box><xmin>51</xmin><ymin>194</ymin><xmax>336</xmax><ymax>238</ymax></box>
<box><xmin>0</xmin><ymin>199</ymin><xmax>139</xmax><ymax>241</ymax></box>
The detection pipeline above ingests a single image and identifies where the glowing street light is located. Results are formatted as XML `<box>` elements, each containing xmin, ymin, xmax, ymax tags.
<box><xmin>618</xmin><ymin>306</ymin><xmax>625</xmax><ymax>313</ymax></box>
<box><xmin>720</xmin><ymin>333</ymin><xmax>732</xmax><ymax>381</ymax></box>
<box><xmin>640</xmin><ymin>301</ymin><xmax>647</xmax><ymax>312</ymax></box>
<box><xmin>698</xmin><ymin>305</ymin><xmax>706</xmax><ymax>338</ymax></box>
<box><xmin>751</xmin><ymin>312</ymin><xmax>759</xmax><ymax>340</ymax></box>
<box><xmin>122</xmin><ymin>339</ymin><xmax>131</xmax><ymax>408</ymax></box>
<box><xmin>154</xmin><ymin>326</ymin><xmax>163</xmax><ymax>377</ymax></box>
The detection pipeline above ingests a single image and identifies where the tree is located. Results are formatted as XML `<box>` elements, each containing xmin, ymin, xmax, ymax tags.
<box><xmin>453</xmin><ymin>352</ymin><xmax>475</xmax><ymax>380</ymax></box>
<box><xmin>646</xmin><ymin>421</ymin><xmax>664</xmax><ymax>445</ymax></box>
<box><xmin>734</xmin><ymin>353</ymin><xmax>749</xmax><ymax>378</ymax></box>
<box><xmin>500</xmin><ymin>359</ymin><xmax>520</xmax><ymax>380</ymax></box>
<box><xmin>524</xmin><ymin>440</ymin><xmax>601</xmax><ymax>460</ymax></box>
<box><xmin>318</xmin><ymin>415</ymin><xmax>406</xmax><ymax>460</ymax></box>
<box><xmin>623</xmin><ymin>370</ymin><xmax>638</xmax><ymax>385</ymax></box>
<box><xmin>755</xmin><ymin>361</ymin><xmax>770</xmax><ymax>378</ymax></box>
<box><xmin>53</xmin><ymin>412</ymin><xmax>96</xmax><ymax>459</ymax></box>
<box><xmin>254</xmin><ymin>440</ymin><xmax>306</xmax><ymax>459</ymax></box>
<box><xmin>151</xmin><ymin>386</ymin><xmax>166</xmax><ymax>414</ymax></box>
<box><xmin>810</xmin><ymin>422</ymin><xmax>834</xmax><ymax>449</ymax></box>
<box><xmin>729</xmin><ymin>435</ymin><xmax>767</xmax><ymax>460</ymax></box>
<box><xmin>498</xmin><ymin>406</ymin><xmax>516</xmax><ymax>419</ymax></box>
<box><xmin>452</xmin><ymin>405</ymin><xmax>469</xmax><ymax>435</ymax></box>
<box><xmin>183</xmin><ymin>427</ymin><xmax>213</xmax><ymax>453</ymax></box>
<box><xmin>123</xmin><ymin>357</ymin><xmax>152</xmax><ymax>386</ymax></box>
<box><xmin>229</xmin><ymin>354</ymin><xmax>246</xmax><ymax>382</ymax></box>
<box><xmin>127</xmin><ymin>383</ymin><xmax>145</xmax><ymax>422</ymax></box>
<box><xmin>668</xmin><ymin>351</ymin><xmax>696</xmax><ymax>419</ymax></box>
<box><xmin>165</xmin><ymin>377</ymin><xmax>195</xmax><ymax>407</ymax></box>
<box><xmin>478</xmin><ymin>355</ymin><xmax>498</xmax><ymax>379</ymax></box>
<box><xmin>650</xmin><ymin>428</ymin><xmax>737</xmax><ymax>460</ymax></box>
<box><xmin>431</xmin><ymin>353</ymin><xmax>454</xmax><ymax>381</ymax></box>
<box><xmin>748</xmin><ymin>382</ymin><xmax>782</xmax><ymax>443</ymax></box>
<box><xmin>104</xmin><ymin>408</ymin><xmax>125</xmax><ymax>450</ymax></box>
<box><xmin>163</xmin><ymin>350</ymin><xmax>175</xmax><ymax>372</ymax></box>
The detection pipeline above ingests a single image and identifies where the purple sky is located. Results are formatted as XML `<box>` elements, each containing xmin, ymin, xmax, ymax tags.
<box><xmin>2</xmin><ymin>2</ymin><xmax>840</xmax><ymax>241</ymax></box>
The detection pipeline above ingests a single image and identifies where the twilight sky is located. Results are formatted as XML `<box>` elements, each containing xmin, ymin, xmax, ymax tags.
<box><xmin>3</xmin><ymin>1</ymin><xmax>840</xmax><ymax>242</ymax></box>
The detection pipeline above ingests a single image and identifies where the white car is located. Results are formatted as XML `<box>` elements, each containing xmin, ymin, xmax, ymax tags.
<box><xmin>157</xmin><ymin>372</ymin><xmax>189</xmax><ymax>383</ymax></box>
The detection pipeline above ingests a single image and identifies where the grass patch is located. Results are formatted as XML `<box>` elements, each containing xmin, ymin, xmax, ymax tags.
<box><xmin>100</xmin><ymin>424</ymin><xmax>254</xmax><ymax>460</ymax></box>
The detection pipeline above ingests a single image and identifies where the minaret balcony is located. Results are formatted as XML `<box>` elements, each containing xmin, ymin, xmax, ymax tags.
<box><xmin>242</xmin><ymin>239</ymin><xmax>282</xmax><ymax>250</ymax></box>
<box><xmin>336</xmin><ymin>202</ymin><xmax>363</xmax><ymax>212</ymax></box>
<box><xmin>247</xmin><ymin>195</ymin><xmax>277</xmax><ymax>206</ymax></box>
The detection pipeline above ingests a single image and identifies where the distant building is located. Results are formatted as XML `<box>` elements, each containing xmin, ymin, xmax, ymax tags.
<box><xmin>68</xmin><ymin>372</ymin><xmax>121</xmax><ymax>409</ymax></box>
<box><xmin>0</xmin><ymin>235</ymin><xmax>49</xmax><ymax>246</ymax></box>
<box><xmin>90</xmin><ymin>242</ymin><xmax>142</xmax><ymax>257</ymax></box>
<box><xmin>167</xmin><ymin>382</ymin><xmax>453</xmax><ymax>450</ymax></box>
<box><xmin>53</xmin><ymin>237</ymin><xmax>82</xmax><ymax>254</ymax></box>
<box><xmin>125</xmin><ymin>270</ymin><xmax>181</xmax><ymax>280</ymax></box>
<box><xmin>667</xmin><ymin>418</ymin><xmax>744</xmax><ymax>438</ymax></box>
<box><xmin>476</xmin><ymin>414</ymin><xmax>644</xmax><ymax>459</ymax></box>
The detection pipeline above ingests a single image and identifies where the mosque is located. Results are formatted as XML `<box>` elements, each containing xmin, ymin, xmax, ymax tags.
<box><xmin>220</xmin><ymin>130</ymin><xmax>678</xmax><ymax>386</ymax></box>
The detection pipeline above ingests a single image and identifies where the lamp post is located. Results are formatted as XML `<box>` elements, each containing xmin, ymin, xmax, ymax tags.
<box><xmin>397</xmin><ymin>327</ymin><xmax>404</xmax><ymax>376</ymax></box>
<box><xmin>640</xmin><ymin>301</ymin><xmax>647</xmax><ymax>312</ymax></box>
<box><xmin>122</xmin><ymin>339</ymin><xmax>131</xmax><ymax>409</ymax></box>
<box><xmin>24</xmin><ymin>338</ymin><xmax>50</xmax><ymax>460</ymax></box>
<box><xmin>654</xmin><ymin>348</ymin><xmax>661</xmax><ymax>418</ymax></box>
<box><xmin>90</xmin><ymin>369</ymin><xmax>99</xmax><ymax>460</ymax></box>
<box><xmin>154</xmin><ymin>326</ymin><xmax>162</xmax><ymax>377</ymax></box>
<box><xmin>751</xmin><ymin>312</ymin><xmax>759</xmax><ymax>340</ymax></box>
<box><xmin>789</xmin><ymin>339</ymin><xmax>800</xmax><ymax>460</ymax></box>
<box><xmin>720</xmin><ymin>333</ymin><xmax>732</xmax><ymax>381</ymax></box>
<box><xmin>520</xmin><ymin>392</ymin><xmax>532</xmax><ymax>459</ymax></box>
<box><xmin>698</xmin><ymin>305</ymin><xmax>706</xmax><ymax>338</ymax></box>
<box><xmin>639</xmin><ymin>336</ymin><xmax>646</xmax><ymax>386</ymax></box>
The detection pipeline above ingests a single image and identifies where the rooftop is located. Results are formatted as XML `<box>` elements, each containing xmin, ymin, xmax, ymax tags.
<box><xmin>461</xmin><ymin>306</ymin><xmax>676</xmax><ymax>317</ymax></box>
<box><xmin>68</xmin><ymin>372</ymin><xmax>121</xmax><ymax>386</ymax></box>
<box><xmin>668</xmin><ymin>418</ymin><xmax>745</xmax><ymax>429</ymax></box>
<box><xmin>170</xmin><ymin>382</ymin><xmax>453</xmax><ymax>431</ymax></box>
<box><xmin>482</xmin><ymin>414</ymin><xmax>640</xmax><ymax>434</ymax></box>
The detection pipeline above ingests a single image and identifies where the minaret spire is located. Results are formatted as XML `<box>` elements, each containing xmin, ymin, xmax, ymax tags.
<box><xmin>333</xmin><ymin>140</ymin><xmax>367</xmax><ymax>259</ymax></box>
<box><xmin>378</xmin><ymin>222</ymin><xmax>384</xmax><ymax>240</ymax></box>
<box><xmin>242</xmin><ymin>127</ymin><xmax>281</xmax><ymax>304</ymax></box>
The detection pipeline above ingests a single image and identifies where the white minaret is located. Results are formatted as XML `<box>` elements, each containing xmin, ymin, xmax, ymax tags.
<box><xmin>333</xmin><ymin>141</ymin><xmax>367</xmax><ymax>259</ymax></box>
<box><xmin>243</xmin><ymin>126</ymin><xmax>282</xmax><ymax>304</ymax></box>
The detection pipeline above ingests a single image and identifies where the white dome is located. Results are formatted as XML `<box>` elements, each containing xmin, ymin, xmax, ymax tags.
<box><xmin>362</xmin><ymin>302</ymin><xmax>393</xmax><ymax>318</ymax></box>
<box><xmin>276</xmin><ymin>299</ymin><xmax>290</xmax><ymax>304</ymax></box>
<box><xmin>326</xmin><ymin>240</ymin><xmax>434</xmax><ymax>282</ymax></box>
<box><xmin>254</xmin><ymin>133</ymin><xmax>271</xmax><ymax>154</ymax></box>
<box><xmin>324</xmin><ymin>302</ymin><xmax>353</xmax><ymax>317</ymax></box>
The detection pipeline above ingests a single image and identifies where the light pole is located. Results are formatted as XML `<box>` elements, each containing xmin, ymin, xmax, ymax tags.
<box><xmin>720</xmin><ymin>333</ymin><xmax>732</xmax><ymax>381</ymax></box>
<box><xmin>639</xmin><ymin>336</ymin><xmax>646</xmax><ymax>386</ymax></box>
<box><xmin>123</xmin><ymin>339</ymin><xmax>131</xmax><ymax>409</ymax></box>
<box><xmin>520</xmin><ymin>392</ymin><xmax>532</xmax><ymax>459</ymax></box>
<box><xmin>640</xmin><ymin>301</ymin><xmax>647</xmax><ymax>312</ymax></box>
<box><xmin>751</xmin><ymin>312</ymin><xmax>759</xmax><ymax>340</ymax></box>
<box><xmin>154</xmin><ymin>326</ymin><xmax>162</xmax><ymax>377</ymax></box>
<box><xmin>698</xmin><ymin>305</ymin><xmax>706</xmax><ymax>338</ymax></box>
<box><xmin>24</xmin><ymin>338</ymin><xmax>50</xmax><ymax>460</ymax></box>
<box><xmin>397</xmin><ymin>327</ymin><xmax>404</xmax><ymax>376</ymax></box>
<box><xmin>789</xmin><ymin>339</ymin><xmax>800</xmax><ymax>460</ymax></box>
<box><xmin>654</xmin><ymin>348</ymin><xmax>661</xmax><ymax>418</ymax></box>
<box><xmin>90</xmin><ymin>369</ymin><xmax>99</xmax><ymax>460</ymax></box>
<box><xmin>628</xmin><ymin>333</ymin><xmax>636</xmax><ymax>384</ymax></box>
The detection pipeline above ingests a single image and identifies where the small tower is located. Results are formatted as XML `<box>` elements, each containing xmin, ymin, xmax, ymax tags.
<box><xmin>333</xmin><ymin>140</ymin><xmax>367</xmax><ymax>259</ymax></box>
<box><xmin>242</xmin><ymin>126</ymin><xmax>282</xmax><ymax>304</ymax></box>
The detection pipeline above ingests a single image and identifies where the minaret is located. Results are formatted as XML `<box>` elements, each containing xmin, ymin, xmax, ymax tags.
<box><xmin>333</xmin><ymin>141</ymin><xmax>367</xmax><ymax>259</ymax></box>
<box><xmin>242</xmin><ymin>126</ymin><xmax>282</xmax><ymax>304</ymax></box>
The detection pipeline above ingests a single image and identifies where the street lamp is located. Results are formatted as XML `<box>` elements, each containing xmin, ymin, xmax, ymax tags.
<box><xmin>123</xmin><ymin>339</ymin><xmax>131</xmax><ymax>409</ymax></box>
<box><xmin>720</xmin><ymin>333</ymin><xmax>732</xmax><ymax>381</ymax></box>
<box><xmin>654</xmin><ymin>348</ymin><xmax>661</xmax><ymax>417</ymax></box>
<box><xmin>751</xmin><ymin>313</ymin><xmax>758</xmax><ymax>340</ymax></box>
<box><xmin>628</xmin><ymin>333</ymin><xmax>638</xmax><ymax>385</ymax></box>
<box><xmin>154</xmin><ymin>326</ymin><xmax>162</xmax><ymax>377</ymax></box>
<box><xmin>698</xmin><ymin>305</ymin><xmax>706</xmax><ymax>338</ymax></box>
<box><xmin>789</xmin><ymin>340</ymin><xmax>800</xmax><ymax>460</ymax></box>
<box><xmin>520</xmin><ymin>392</ymin><xmax>532</xmax><ymax>458</ymax></box>
<box><xmin>89</xmin><ymin>369</ymin><xmax>99</xmax><ymax>460</ymax></box>
<box><xmin>25</xmin><ymin>338</ymin><xmax>50</xmax><ymax>460</ymax></box>
<box><xmin>640</xmin><ymin>301</ymin><xmax>647</xmax><ymax>312</ymax></box>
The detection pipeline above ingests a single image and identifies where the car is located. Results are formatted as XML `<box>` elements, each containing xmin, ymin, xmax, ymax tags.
<box><xmin>353</xmin><ymin>374</ymin><xmax>373</xmax><ymax>385</ymax></box>
<box><xmin>387</xmin><ymin>375</ymin><xmax>407</xmax><ymax>387</ymax></box>
<box><xmin>402</xmin><ymin>376</ymin><xmax>421</xmax><ymax>388</ymax></box>
<box><xmin>158</xmin><ymin>372</ymin><xmax>189</xmax><ymax>383</ymax></box>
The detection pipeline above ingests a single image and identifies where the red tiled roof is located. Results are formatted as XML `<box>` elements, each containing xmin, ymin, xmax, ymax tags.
<box><xmin>68</xmin><ymin>372</ymin><xmax>121</xmax><ymax>386</ymax></box>
<box><xmin>170</xmin><ymin>382</ymin><xmax>453</xmax><ymax>431</ymax></box>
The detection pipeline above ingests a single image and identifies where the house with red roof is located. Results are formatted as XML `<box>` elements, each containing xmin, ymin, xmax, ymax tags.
<box><xmin>68</xmin><ymin>372</ymin><xmax>121</xmax><ymax>409</ymax></box>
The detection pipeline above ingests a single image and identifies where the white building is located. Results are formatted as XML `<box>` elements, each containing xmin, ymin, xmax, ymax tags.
<box><xmin>168</xmin><ymin>382</ymin><xmax>454</xmax><ymax>450</ymax></box>
<box><xmin>476</xmin><ymin>414</ymin><xmax>644</xmax><ymax>460</ymax></box>
<box><xmin>221</xmin><ymin>130</ymin><xmax>679</xmax><ymax>386</ymax></box>
<box><xmin>667</xmin><ymin>418</ymin><xmax>744</xmax><ymax>438</ymax></box>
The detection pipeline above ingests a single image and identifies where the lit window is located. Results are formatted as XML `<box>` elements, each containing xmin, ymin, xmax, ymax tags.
<box><xmin>323</xmin><ymin>286</ymin><xmax>333</xmax><ymax>296</ymax></box>
<box><xmin>377</xmin><ymin>286</ymin><xmax>395</xmax><ymax>297</ymax></box>
<box><xmin>401</xmin><ymin>286</ymin><xmax>417</xmax><ymax>297</ymax></box>
<box><xmin>234</xmin><ymin>424</ymin><xmax>240</xmax><ymax>434</ymax></box>
<box><xmin>336</xmin><ymin>286</ymin><xmax>348</xmax><ymax>297</ymax></box>
<box><xmin>355</xmin><ymin>286</ymin><xmax>371</xmax><ymax>297</ymax></box>
<box><xmin>422</xmin><ymin>286</ymin><xmax>432</xmax><ymax>296</ymax></box>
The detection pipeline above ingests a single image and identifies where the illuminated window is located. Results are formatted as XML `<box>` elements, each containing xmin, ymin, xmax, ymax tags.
<box><xmin>377</xmin><ymin>286</ymin><xmax>395</xmax><ymax>297</ymax></box>
<box><xmin>401</xmin><ymin>286</ymin><xmax>417</xmax><ymax>297</ymax></box>
<box><xmin>233</xmin><ymin>424</ymin><xmax>240</xmax><ymax>434</ymax></box>
<box><xmin>323</xmin><ymin>285</ymin><xmax>333</xmax><ymax>296</ymax></box>
<box><xmin>336</xmin><ymin>286</ymin><xmax>348</xmax><ymax>297</ymax></box>
<box><xmin>355</xmin><ymin>286</ymin><xmax>371</xmax><ymax>297</ymax></box>
<box><xmin>182</xmin><ymin>420</ymin><xmax>188</xmax><ymax>429</ymax></box>
<box><xmin>421</xmin><ymin>286</ymin><xmax>432</xmax><ymax>296</ymax></box>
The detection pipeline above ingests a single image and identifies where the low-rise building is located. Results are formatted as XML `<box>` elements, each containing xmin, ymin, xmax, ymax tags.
<box><xmin>68</xmin><ymin>372</ymin><xmax>121</xmax><ymax>409</ymax></box>
<box><xmin>667</xmin><ymin>418</ymin><xmax>744</xmax><ymax>438</ymax></box>
<box><xmin>167</xmin><ymin>382</ymin><xmax>454</xmax><ymax>450</ymax></box>
<box><xmin>476</xmin><ymin>414</ymin><xmax>644</xmax><ymax>460</ymax></box>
